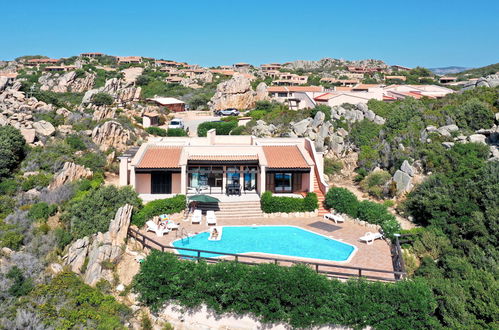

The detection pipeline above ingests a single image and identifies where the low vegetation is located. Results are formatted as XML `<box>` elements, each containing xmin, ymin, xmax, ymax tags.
<box><xmin>197</xmin><ymin>120</ymin><xmax>237</xmax><ymax>136</ymax></box>
<box><xmin>133</xmin><ymin>251</ymin><xmax>437</xmax><ymax>329</ymax></box>
<box><xmin>260</xmin><ymin>191</ymin><xmax>318</xmax><ymax>213</ymax></box>
<box><xmin>132</xmin><ymin>194</ymin><xmax>187</xmax><ymax>227</ymax></box>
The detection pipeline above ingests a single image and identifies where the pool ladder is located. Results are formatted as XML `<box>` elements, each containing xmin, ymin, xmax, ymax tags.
<box><xmin>177</xmin><ymin>227</ymin><xmax>190</xmax><ymax>243</ymax></box>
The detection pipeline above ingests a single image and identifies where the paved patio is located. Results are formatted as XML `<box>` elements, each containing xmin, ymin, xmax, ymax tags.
<box><xmin>135</xmin><ymin>215</ymin><xmax>395</xmax><ymax>281</ymax></box>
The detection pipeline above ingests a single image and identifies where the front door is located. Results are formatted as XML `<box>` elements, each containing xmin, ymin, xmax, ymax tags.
<box><xmin>151</xmin><ymin>172</ymin><xmax>172</xmax><ymax>194</ymax></box>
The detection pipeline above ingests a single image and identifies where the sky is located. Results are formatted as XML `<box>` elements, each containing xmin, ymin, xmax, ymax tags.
<box><xmin>2</xmin><ymin>0</ymin><xmax>499</xmax><ymax>69</ymax></box>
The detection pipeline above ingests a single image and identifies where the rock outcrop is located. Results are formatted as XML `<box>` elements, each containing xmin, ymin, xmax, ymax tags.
<box><xmin>392</xmin><ymin>160</ymin><xmax>415</xmax><ymax>194</ymax></box>
<box><xmin>92</xmin><ymin>120</ymin><xmax>133</xmax><ymax>151</ymax></box>
<box><xmin>64</xmin><ymin>204</ymin><xmax>133</xmax><ymax>286</ymax></box>
<box><xmin>92</xmin><ymin>106</ymin><xmax>116</xmax><ymax>121</ymax></box>
<box><xmin>83</xmin><ymin>78</ymin><xmax>141</xmax><ymax>105</ymax></box>
<box><xmin>32</xmin><ymin>120</ymin><xmax>55</xmax><ymax>137</ymax></box>
<box><xmin>39</xmin><ymin>71</ymin><xmax>95</xmax><ymax>93</ymax></box>
<box><xmin>462</xmin><ymin>74</ymin><xmax>499</xmax><ymax>90</ymax></box>
<box><xmin>210</xmin><ymin>74</ymin><xmax>268</xmax><ymax>110</ymax></box>
<box><xmin>48</xmin><ymin>162</ymin><xmax>93</xmax><ymax>190</ymax></box>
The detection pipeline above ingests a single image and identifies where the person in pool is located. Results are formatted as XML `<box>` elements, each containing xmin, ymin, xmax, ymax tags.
<box><xmin>211</xmin><ymin>228</ymin><xmax>219</xmax><ymax>240</ymax></box>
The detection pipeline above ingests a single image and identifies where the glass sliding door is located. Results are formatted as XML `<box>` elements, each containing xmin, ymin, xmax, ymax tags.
<box><xmin>243</xmin><ymin>166</ymin><xmax>257</xmax><ymax>192</ymax></box>
<box><xmin>274</xmin><ymin>172</ymin><xmax>292</xmax><ymax>192</ymax></box>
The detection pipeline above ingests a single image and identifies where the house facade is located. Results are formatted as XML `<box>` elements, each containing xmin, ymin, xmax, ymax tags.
<box><xmin>118</xmin><ymin>131</ymin><xmax>328</xmax><ymax>199</ymax></box>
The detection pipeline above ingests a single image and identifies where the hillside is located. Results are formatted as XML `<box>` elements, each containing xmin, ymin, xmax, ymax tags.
<box><xmin>457</xmin><ymin>62</ymin><xmax>499</xmax><ymax>78</ymax></box>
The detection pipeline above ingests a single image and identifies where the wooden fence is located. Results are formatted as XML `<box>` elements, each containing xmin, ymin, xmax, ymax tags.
<box><xmin>128</xmin><ymin>227</ymin><xmax>406</xmax><ymax>282</ymax></box>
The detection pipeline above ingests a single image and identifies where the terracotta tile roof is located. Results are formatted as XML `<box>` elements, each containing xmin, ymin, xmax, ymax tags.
<box><xmin>353</xmin><ymin>84</ymin><xmax>381</xmax><ymax>90</ymax></box>
<box><xmin>263</xmin><ymin>146</ymin><xmax>309</xmax><ymax>168</ymax></box>
<box><xmin>189</xmin><ymin>155</ymin><xmax>258</xmax><ymax>161</ymax></box>
<box><xmin>335</xmin><ymin>86</ymin><xmax>353</xmax><ymax>91</ymax></box>
<box><xmin>267</xmin><ymin>86</ymin><xmax>324</xmax><ymax>93</ymax></box>
<box><xmin>136</xmin><ymin>147</ymin><xmax>182</xmax><ymax>168</ymax></box>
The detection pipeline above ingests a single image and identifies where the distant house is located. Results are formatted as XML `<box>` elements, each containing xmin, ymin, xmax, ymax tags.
<box><xmin>209</xmin><ymin>69</ymin><xmax>236</xmax><ymax>77</ymax></box>
<box><xmin>155</xmin><ymin>60</ymin><xmax>180</xmax><ymax>68</ymax></box>
<box><xmin>166</xmin><ymin>76</ymin><xmax>183</xmax><ymax>83</ymax></box>
<box><xmin>384</xmin><ymin>85</ymin><xmax>454</xmax><ymax>99</ymax></box>
<box><xmin>26</xmin><ymin>58</ymin><xmax>59</xmax><ymax>66</ymax></box>
<box><xmin>347</xmin><ymin>66</ymin><xmax>385</xmax><ymax>74</ymax></box>
<box><xmin>351</xmin><ymin>84</ymin><xmax>384</xmax><ymax>92</ymax></box>
<box><xmin>80</xmin><ymin>52</ymin><xmax>104</xmax><ymax>58</ymax></box>
<box><xmin>142</xmin><ymin>112</ymin><xmax>160</xmax><ymax>128</ymax></box>
<box><xmin>147</xmin><ymin>97</ymin><xmax>186</xmax><ymax>112</ymax></box>
<box><xmin>261</xmin><ymin>63</ymin><xmax>282</xmax><ymax>71</ymax></box>
<box><xmin>314</xmin><ymin>91</ymin><xmax>383</xmax><ymax>107</ymax></box>
<box><xmin>320</xmin><ymin>78</ymin><xmax>359</xmax><ymax>86</ymax></box>
<box><xmin>181</xmin><ymin>69</ymin><xmax>207</xmax><ymax>78</ymax></box>
<box><xmin>385</xmin><ymin>75</ymin><xmax>407</xmax><ymax>81</ymax></box>
<box><xmin>44</xmin><ymin>65</ymin><xmax>76</xmax><ymax>72</ymax></box>
<box><xmin>390</xmin><ymin>65</ymin><xmax>411</xmax><ymax>72</ymax></box>
<box><xmin>267</xmin><ymin>86</ymin><xmax>324</xmax><ymax>110</ymax></box>
<box><xmin>439</xmin><ymin>76</ymin><xmax>457</xmax><ymax>84</ymax></box>
<box><xmin>234</xmin><ymin>63</ymin><xmax>251</xmax><ymax>69</ymax></box>
<box><xmin>272</xmin><ymin>73</ymin><xmax>308</xmax><ymax>86</ymax></box>
<box><xmin>117</xmin><ymin>56</ymin><xmax>142</xmax><ymax>64</ymax></box>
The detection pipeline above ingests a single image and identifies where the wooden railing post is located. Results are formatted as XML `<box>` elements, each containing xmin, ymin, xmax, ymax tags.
<box><xmin>358</xmin><ymin>269</ymin><xmax>362</xmax><ymax>278</ymax></box>
<box><xmin>315</xmin><ymin>264</ymin><xmax>319</xmax><ymax>273</ymax></box>
<box><xmin>197</xmin><ymin>251</ymin><xmax>201</xmax><ymax>262</ymax></box>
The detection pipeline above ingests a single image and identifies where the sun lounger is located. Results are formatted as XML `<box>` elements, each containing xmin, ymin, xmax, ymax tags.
<box><xmin>324</xmin><ymin>213</ymin><xmax>345</xmax><ymax>224</ymax></box>
<box><xmin>146</xmin><ymin>220</ymin><xmax>170</xmax><ymax>237</ymax></box>
<box><xmin>191</xmin><ymin>209</ymin><xmax>202</xmax><ymax>224</ymax></box>
<box><xmin>359</xmin><ymin>232</ymin><xmax>383</xmax><ymax>244</ymax></box>
<box><xmin>206</xmin><ymin>210</ymin><xmax>217</xmax><ymax>225</ymax></box>
<box><xmin>166</xmin><ymin>220</ymin><xmax>180</xmax><ymax>230</ymax></box>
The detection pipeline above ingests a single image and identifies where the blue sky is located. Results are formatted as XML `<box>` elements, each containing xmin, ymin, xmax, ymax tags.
<box><xmin>2</xmin><ymin>0</ymin><xmax>499</xmax><ymax>68</ymax></box>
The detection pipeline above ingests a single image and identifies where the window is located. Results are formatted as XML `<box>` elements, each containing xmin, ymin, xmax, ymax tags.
<box><xmin>226</xmin><ymin>166</ymin><xmax>240</xmax><ymax>185</ymax></box>
<box><xmin>277</xmin><ymin>92</ymin><xmax>288</xmax><ymax>98</ymax></box>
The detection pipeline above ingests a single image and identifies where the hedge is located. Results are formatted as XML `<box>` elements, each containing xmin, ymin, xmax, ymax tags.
<box><xmin>325</xmin><ymin>187</ymin><xmax>401</xmax><ymax>238</ymax></box>
<box><xmin>133</xmin><ymin>251</ymin><xmax>438</xmax><ymax>329</ymax></box>
<box><xmin>197</xmin><ymin>121</ymin><xmax>237</xmax><ymax>137</ymax></box>
<box><xmin>260</xmin><ymin>191</ymin><xmax>318</xmax><ymax>213</ymax></box>
<box><xmin>132</xmin><ymin>194</ymin><xmax>186</xmax><ymax>227</ymax></box>
<box><xmin>145</xmin><ymin>126</ymin><xmax>167</xmax><ymax>136</ymax></box>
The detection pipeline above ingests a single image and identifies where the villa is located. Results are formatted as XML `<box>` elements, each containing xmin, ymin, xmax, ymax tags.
<box><xmin>80</xmin><ymin>52</ymin><xmax>104</xmax><ymax>58</ymax></box>
<box><xmin>118</xmin><ymin>131</ymin><xmax>327</xmax><ymax>201</ymax></box>
<box><xmin>117</xmin><ymin>56</ymin><xmax>142</xmax><ymax>64</ymax></box>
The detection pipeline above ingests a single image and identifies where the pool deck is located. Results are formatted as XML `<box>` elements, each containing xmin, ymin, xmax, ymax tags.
<box><xmin>135</xmin><ymin>215</ymin><xmax>396</xmax><ymax>281</ymax></box>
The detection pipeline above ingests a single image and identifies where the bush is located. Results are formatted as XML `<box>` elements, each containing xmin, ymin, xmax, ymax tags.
<box><xmin>133</xmin><ymin>251</ymin><xmax>438</xmax><ymax>329</ymax></box>
<box><xmin>310</xmin><ymin>104</ymin><xmax>332</xmax><ymax>121</ymax></box>
<box><xmin>145</xmin><ymin>126</ymin><xmax>167</xmax><ymax>136</ymax></box>
<box><xmin>229</xmin><ymin>126</ymin><xmax>245</xmax><ymax>135</ymax></box>
<box><xmin>197</xmin><ymin>121</ymin><xmax>237</xmax><ymax>137</ymax></box>
<box><xmin>21</xmin><ymin>173</ymin><xmax>52</xmax><ymax>191</ymax></box>
<box><xmin>167</xmin><ymin>128</ymin><xmax>188</xmax><ymax>136</ymax></box>
<box><xmin>65</xmin><ymin>134</ymin><xmax>86</xmax><ymax>151</ymax></box>
<box><xmin>323</xmin><ymin>158</ymin><xmax>343</xmax><ymax>176</ymax></box>
<box><xmin>75</xmin><ymin>152</ymin><xmax>106</xmax><ymax>172</ymax></box>
<box><xmin>62</xmin><ymin>185</ymin><xmax>142</xmax><ymax>239</ymax></box>
<box><xmin>0</xmin><ymin>126</ymin><xmax>26</xmax><ymax>178</ymax></box>
<box><xmin>359</xmin><ymin>170</ymin><xmax>392</xmax><ymax>198</ymax></box>
<box><xmin>0</xmin><ymin>179</ymin><xmax>18</xmax><ymax>195</ymax></box>
<box><xmin>260</xmin><ymin>191</ymin><xmax>318</xmax><ymax>213</ymax></box>
<box><xmin>91</xmin><ymin>92</ymin><xmax>113</xmax><ymax>106</ymax></box>
<box><xmin>54</xmin><ymin>227</ymin><xmax>73</xmax><ymax>250</ymax></box>
<box><xmin>132</xmin><ymin>195</ymin><xmax>187</xmax><ymax>227</ymax></box>
<box><xmin>28</xmin><ymin>202</ymin><xmax>57</xmax><ymax>221</ymax></box>
<box><xmin>6</xmin><ymin>266</ymin><xmax>33</xmax><ymax>297</ymax></box>
<box><xmin>31</xmin><ymin>271</ymin><xmax>131</xmax><ymax>328</ymax></box>
<box><xmin>325</xmin><ymin>187</ymin><xmax>359</xmax><ymax>217</ymax></box>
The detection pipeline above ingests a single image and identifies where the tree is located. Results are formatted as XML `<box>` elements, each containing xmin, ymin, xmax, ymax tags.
<box><xmin>0</xmin><ymin>126</ymin><xmax>26</xmax><ymax>178</ymax></box>
<box><xmin>91</xmin><ymin>92</ymin><xmax>114</xmax><ymax>106</ymax></box>
<box><xmin>453</xmin><ymin>98</ymin><xmax>494</xmax><ymax>131</ymax></box>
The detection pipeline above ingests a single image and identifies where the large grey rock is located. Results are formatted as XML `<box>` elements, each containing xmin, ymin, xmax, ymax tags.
<box><xmin>437</xmin><ymin>124</ymin><xmax>459</xmax><ymax>137</ymax></box>
<box><xmin>33</xmin><ymin>120</ymin><xmax>55</xmax><ymax>137</ymax></box>
<box><xmin>84</xmin><ymin>232</ymin><xmax>122</xmax><ymax>286</ymax></box>
<box><xmin>49</xmin><ymin>162</ymin><xmax>93</xmax><ymax>190</ymax></box>
<box><xmin>20</xmin><ymin>128</ymin><xmax>36</xmax><ymax>143</ymax></box>
<box><xmin>92</xmin><ymin>120</ymin><xmax>132</xmax><ymax>151</ymax></box>
<box><xmin>209</xmin><ymin>74</ymin><xmax>267</xmax><ymax>110</ymax></box>
<box><xmin>251</xmin><ymin>120</ymin><xmax>275</xmax><ymax>137</ymax></box>
<box><xmin>468</xmin><ymin>134</ymin><xmax>487</xmax><ymax>144</ymax></box>
<box><xmin>356</xmin><ymin>102</ymin><xmax>368</xmax><ymax>113</ymax></box>
<box><xmin>393</xmin><ymin>170</ymin><xmax>413</xmax><ymax>194</ymax></box>
<box><xmin>292</xmin><ymin>118</ymin><xmax>311</xmax><ymax>136</ymax></box>
<box><xmin>400</xmin><ymin>160</ymin><xmax>415</xmax><ymax>177</ymax></box>
<box><xmin>108</xmin><ymin>204</ymin><xmax>134</xmax><ymax>245</ymax></box>
<box><xmin>312</xmin><ymin>111</ymin><xmax>325</xmax><ymax>129</ymax></box>
<box><xmin>65</xmin><ymin>237</ymin><xmax>90</xmax><ymax>273</ymax></box>
<box><xmin>373</xmin><ymin>115</ymin><xmax>385</xmax><ymax>125</ymax></box>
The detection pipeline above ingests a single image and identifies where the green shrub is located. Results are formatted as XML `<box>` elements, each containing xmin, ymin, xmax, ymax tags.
<box><xmin>7</xmin><ymin>266</ymin><xmax>33</xmax><ymax>297</ymax></box>
<box><xmin>0</xmin><ymin>227</ymin><xmax>24</xmax><ymax>250</ymax></box>
<box><xmin>325</xmin><ymin>187</ymin><xmax>359</xmax><ymax>217</ymax></box>
<box><xmin>0</xmin><ymin>126</ymin><xmax>26</xmax><ymax>178</ymax></box>
<box><xmin>65</xmin><ymin>134</ymin><xmax>86</xmax><ymax>151</ymax></box>
<box><xmin>31</xmin><ymin>271</ymin><xmax>131</xmax><ymax>328</ymax></box>
<box><xmin>323</xmin><ymin>158</ymin><xmax>343</xmax><ymax>176</ymax></box>
<box><xmin>21</xmin><ymin>173</ymin><xmax>52</xmax><ymax>191</ymax></box>
<box><xmin>260</xmin><ymin>191</ymin><xmax>318</xmax><ymax>213</ymax></box>
<box><xmin>28</xmin><ymin>202</ymin><xmax>57</xmax><ymax>221</ymax></box>
<box><xmin>54</xmin><ymin>227</ymin><xmax>73</xmax><ymax>250</ymax></box>
<box><xmin>359</xmin><ymin>170</ymin><xmax>392</xmax><ymax>198</ymax></box>
<box><xmin>0</xmin><ymin>196</ymin><xmax>16</xmax><ymax>220</ymax></box>
<box><xmin>167</xmin><ymin>128</ymin><xmax>188</xmax><ymax>136</ymax></box>
<box><xmin>132</xmin><ymin>195</ymin><xmax>186</xmax><ymax>227</ymax></box>
<box><xmin>75</xmin><ymin>152</ymin><xmax>106</xmax><ymax>172</ymax></box>
<box><xmin>91</xmin><ymin>92</ymin><xmax>114</xmax><ymax>106</ymax></box>
<box><xmin>197</xmin><ymin>121</ymin><xmax>237</xmax><ymax>137</ymax></box>
<box><xmin>62</xmin><ymin>185</ymin><xmax>142</xmax><ymax>239</ymax></box>
<box><xmin>145</xmin><ymin>126</ymin><xmax>167</xmax><ymax>136</ymax></box>
<box><xmin>310</xmin><ymin>104</ymin><xmax>332</xmax><ymax>121</ymax></box>
<box><xmin>0</xmin><ymin>178</ymin><xmax>18</xmax><ymax>195</ymax></box>
<box><xmin>229</xmin><ymin>125</ymin><xmax>245</xmax><ymax>135</ymax></box>
<box><xmin>133</xmin><ymin>251</ymin><xmax>438</xmax><ymax>329</ymax></box>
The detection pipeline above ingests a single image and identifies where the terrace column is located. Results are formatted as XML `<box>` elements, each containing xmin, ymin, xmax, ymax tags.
<box><xmin>130</xmin><ymin>165</ymin><xmax>136</xmax><ymax>189</ymax></box>
<box><xmin>118</xmin><ymin>157</ymin><xmax>129</xmax><ymax>186</ymax></box>
<box><xmin>259</xmin><ymin>165</ymin><xmax>266</xmax><ymax>194</ymax></box>
<box><xmin>309</xmin><ymin>166</ymin><xmax>315</xmax><ymax>193</ymax></box>
<box><xmin>180</xmin><ymin>165</ymin><xmax>187</xmax><ymax>194</ymax></box>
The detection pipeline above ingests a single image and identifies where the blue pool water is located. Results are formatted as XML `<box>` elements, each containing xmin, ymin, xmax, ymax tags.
<box><xmin>172</xmin><ymin>226</ymin><xmax>355</xmax><ymax>262</ymax></box>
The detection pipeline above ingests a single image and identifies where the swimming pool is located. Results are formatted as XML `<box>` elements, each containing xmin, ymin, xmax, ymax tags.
<box><xmin>172</xmin><ymin>226</ymin><xmax>356</xmax><ymax>262</ymax></box>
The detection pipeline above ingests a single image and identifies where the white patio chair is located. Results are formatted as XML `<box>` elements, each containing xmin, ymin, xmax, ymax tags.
<box><xmin>323</xmin><ymin>213</ymin><xmax>345</xmax><ymax>224</ymax></box>
<box><xmin>359</xmin><ymin>232</ymin><xmax>383</xmax><ymax>245</ymax></box>
<box><xmin>166</xmin><ymin>220</ymin><xmax>180</xmax><ymax>230</ymax></box>
<box><xmin>206</xmin><ymin>210</ymin><xmax>217</xmax><ymax>225</ymax></box>
<box><xmin>191</xmin><ymin>209</ymin><xmax>202</xmax><ymax>224</ymax></box>
<box><xmin>146</xmin><ymin>220</ymin><xmax>170</xmax><ymax>237</ymax></box>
